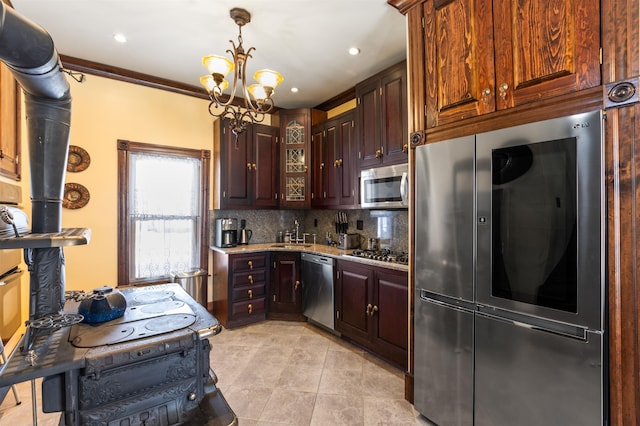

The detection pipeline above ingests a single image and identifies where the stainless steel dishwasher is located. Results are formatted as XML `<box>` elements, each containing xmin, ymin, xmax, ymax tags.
<box><xmin>301</xmin><ymin>252</ymin><xmax>335</xmax><ymax>331</ymax></box>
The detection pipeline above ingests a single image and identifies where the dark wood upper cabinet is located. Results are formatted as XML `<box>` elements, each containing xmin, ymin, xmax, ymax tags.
<box><xmin>356</xmin><ymin>61</ymin><xmax>408</xmax><ymax>170</ymax></box>
<box><xmin>311</xmin><ymin>110</ymin><xmax>357</xmax><ymax>208</ymax></box>
<box><xmin>420</xmin><ymin>0</ymin><xmax>600</xmax><ymax>128</ymax></box>
<box><xmin>219</xmin><ymin>120</ymin><xmax>278</xmax><ymax>209</ymax></box>
<box><xmin>278</xmin><ymin>108</ymin><xmax>327</xmax><ymax>209</ymax></box>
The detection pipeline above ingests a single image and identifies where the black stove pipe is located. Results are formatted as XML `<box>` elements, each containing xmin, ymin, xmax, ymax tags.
<box><xmin>0</xmin><ymin>4</ymin><xmax>71</xmax><ymax>319</ymax></box>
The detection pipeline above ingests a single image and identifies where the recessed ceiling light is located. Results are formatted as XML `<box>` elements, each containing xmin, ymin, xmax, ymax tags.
<box><xmin>113</xmin><ymin>33</ymin><xmax>127</xmax><ymax>43</ymax></box>
<box><xmin>348</xmin><ymin>47</ymin><xmax>360</xmax><ymax>56</ymax></box>
<box><xmin>290</xmin><ymin>87</ymin><xmax>299</xmax><ymax>93</ymax></box>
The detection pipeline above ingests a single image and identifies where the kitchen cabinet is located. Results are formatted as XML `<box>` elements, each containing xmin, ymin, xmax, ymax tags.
<box><xmin>219</xmin><ymin>119</ymin><xmax>278</xmax><ymax>209</ymax></box>
<box><xmin>415</xmin><ymin>0</ymin><xmax>600</xmax><ymax>128</ymax></box>
<box><xmin>335</xmin><ymin>259</ymin><xmax>408</xmax><ymax>368</ymax></box>
<box><xmin>268</xmin><ymin>251</ymin><xmax>304</xmax><ymax>321</ymax></box>
<box><xmin>0</xmin><ymin>62</ymin><xmax>20</xmax><ymax>181</ymax></box>
<box><xmin>211</xmin><ymin>251</ymin><xmax>268</xmax><ymax>328</ymax></box>
<box><xmin>311</xmin><ymin>110</ymin><xmax>357</xmax><ymax>208</ymax></box>
<box><xmin>278</xmin><ymin>108</ymin><xmax>326</xmax><ymax>209</ymax></box>
<box><xmin>356</xmin><ymin>61</ymin><xmax>408</xmax><ymax>170</ymax></box>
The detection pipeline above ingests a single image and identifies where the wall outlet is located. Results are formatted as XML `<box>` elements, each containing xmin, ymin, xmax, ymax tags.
<box><xmin>356</xmin><ymin>220</ymin><xmax>363</xmax><ymax>230</ymax></box>
<box><xmin>314</xmin><ymin>218</ymin><xmax>318</xmax><ymax>227</ymax></box>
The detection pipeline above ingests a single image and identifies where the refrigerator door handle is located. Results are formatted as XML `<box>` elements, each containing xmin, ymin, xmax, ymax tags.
<box><xmin>419</xmin><ymin>289</ymin><xmax>475</xmax><ymax>312</ymax></box>
<box><xmin>476</xmin><ymin>305</ymin><xmax>590</xmax><ymax>341</ymax></box>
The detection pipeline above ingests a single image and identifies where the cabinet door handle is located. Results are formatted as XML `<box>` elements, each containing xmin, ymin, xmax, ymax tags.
<box><xmin>481</xmin><ymin>88</ymin><xmax>492</xmax><ymax>104</ymax></box>
<box><xmin>366</xmin><ymin>303</ymin><xmax>372</xmax><ymax>315</ymax></box>
<box><xmin>498</xmin><ymin>83</ymin><xmax>509</xmax><ymax>100</ymax></box>
<box><xmin>375</xmin><ymin>149</ymin><xmax>382</xmax><ymax>159</ymax></box>
<box><xmin>371</xmin><ymin>305</ymin><xmax>379</xmax><ymax>316</ymax></box>
<box><xmin>295</xmin><ymin>280</ymin><xmax>301</xmax><ymax>290</ymax></box>
<box><xmin>248</xmin><ymin>303</ymin><xmax>253</xmax><ymax>314</ymax></box>
<box><xmin>320</xmin><ymin>162</ymin><xmax>324</xmax><ymax>170</ymax></box>
<box><xmin>248</xmin><ymin>275</ymin><xmax>253</xmax><ymax>284</ymax></box>
<box><xmin>248</xmin><ymin>260</ymin><xmax>253</xmax><ymax>269</ymax></box>
<box><xmin>248</xmin><ymin>289</ymin><xmax>253</xmax><ymax>299</ymax></box>
<box><xmin>252</xmin><ymin>163</ymin><xmax>257</xmax><ymax>170</ymax></box>
<box><xmin>247</xmin><ymin>162</ymin><xmax>252</xmax><ymax>170</ymax></box>
<box><xmin>402</xmin><ymin>144</ymin><xmax>409</xmax><ymax>153</ymax></box>
<box><xmin>338</xmin><ymin>159</ymin><xmax>343</xmax><ymax>167</ymax></box>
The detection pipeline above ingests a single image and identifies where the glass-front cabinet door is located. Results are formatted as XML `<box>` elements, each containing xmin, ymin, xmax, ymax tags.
<box><xmin>278</xmin><ymin>109</ymin><xmax>326</xmax><ymax>209</ymax></box>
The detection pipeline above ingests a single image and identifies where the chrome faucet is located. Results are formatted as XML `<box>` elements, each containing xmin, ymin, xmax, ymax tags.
<box><xmin>294</xmin><ymin>219</ymin><xmax>300</xmax><ymax>243</ymax></box>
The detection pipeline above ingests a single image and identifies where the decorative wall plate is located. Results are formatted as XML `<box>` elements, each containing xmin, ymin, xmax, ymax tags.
<box><xmin>63</xmin><ymin>183</ymin><xmax>90</xmax><ymax>209</ymax></box>
<box><xmin>67</xmin><ymin>145</ymin><xmax>91</xmax><ymax>172</ymax></box>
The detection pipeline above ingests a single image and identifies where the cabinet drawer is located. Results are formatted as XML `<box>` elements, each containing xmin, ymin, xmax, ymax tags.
<box><xmin>231</xmin><ymin>298</ymin><xmax>266</xmax><ymax>317</ymax></box>
<box><xmin>231</xmin><ymin>254</ymin><xmax>267</xmax><ymax>272</ymax></box>
<box><xmin>232</xmin><ymin>284</ymin><xmax>266</xmax><ymax>302</ymax></box>
<box><xmin>232</xmin><ymin>269</ymin><xmax>266</xmax><ymax>287</ymax></box>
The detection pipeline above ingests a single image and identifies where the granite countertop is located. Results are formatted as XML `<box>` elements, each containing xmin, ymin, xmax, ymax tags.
<box><xmin>210</xmin><ymin>243</ymin><xmax>409</xmax><ymax>272</ymax></box>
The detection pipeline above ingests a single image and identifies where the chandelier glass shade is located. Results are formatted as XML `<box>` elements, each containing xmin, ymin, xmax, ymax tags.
<box><xmin>200</xmin><ymin>8</ymin><xmax>283</xmax><ymax>135</ymax></box>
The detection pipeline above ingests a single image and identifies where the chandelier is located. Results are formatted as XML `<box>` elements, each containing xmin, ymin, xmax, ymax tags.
<box><xmin>200</xmin><ymin>8</ymin><xmax>283</xmax><ymax>136</ymax></box>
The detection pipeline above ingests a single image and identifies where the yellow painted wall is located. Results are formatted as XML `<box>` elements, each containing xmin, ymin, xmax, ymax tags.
<box><xmin>20</xmin><ymin>74</ymin><xmax>215</xmax><ymax>293</ymax></box>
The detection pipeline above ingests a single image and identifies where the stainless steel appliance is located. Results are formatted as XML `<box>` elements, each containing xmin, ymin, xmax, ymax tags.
<box><xmin>301</xmin><ymin>252</ymin><xmax>335</xmax><ymax>331</ymax></box>
<box><xmin>414</xmin><ymin>111</ymin><xmax>605</xmax><ymax>426</ymax></box>
<box><xmin>337</xmin><ymin>233</ymin><xmax>359</xmax><ymax>250</ymax></box>
<box><xmin>214</xmin><ymin>218</ymin><xmax>237</xmax><ymax>248</ymax></box>
<box><xmin>360</xmin><ymin>163</ymin><xmax>408</xmax><ymax>209</ymax></box>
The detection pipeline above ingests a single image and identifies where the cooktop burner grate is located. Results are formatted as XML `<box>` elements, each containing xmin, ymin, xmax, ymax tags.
<box><xmin>349</xmin><ymin>249</ymin><xmax>409</xmax><ymax>265</ymax></box>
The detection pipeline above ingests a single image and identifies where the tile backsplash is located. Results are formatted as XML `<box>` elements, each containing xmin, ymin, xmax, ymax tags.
<box><xmin>212</xmin><ymin>209</ymin><xmax>408</xmax><ymax>252</ymax></box>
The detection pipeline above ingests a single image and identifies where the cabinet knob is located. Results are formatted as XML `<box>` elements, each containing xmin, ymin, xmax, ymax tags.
<box><xmin>366</xmin><ymin>303</ymin><xmax>372</xmax><ymax>315</ymax></box>
<box><xmin>498</xmin><ymin>83</ymin><xmax>509</xmax><ymax>100</ymax></box>
<box><xmin>371</xmin><ymin>305</ymin><xmax>379</xmax><ymax>316</ymax></box>
<box><xmin>375</xmin><ymin>149</ymin><xmax>382</xmax><ymax>159</ymax></box>
<box><xmin>334</xmin><ymin>159</ymin><xmax>339</xmax><ymax>168</ymax></box>
<box><xmin>338</xmin><ymin>159</ymin><xmax>343</xmax><ymax>167</ymax></box>
<box><xmin>252</xmin><ymin>163</ymin><xmax>257</xmax><ymax>170</ymax></box>
<box><xmin>248</xmin><ymin>303</ymin><xmax>253</xmax><ymax>314</ymax></box>
<box><xmin>320</xmin><ymin>162</ymin><xmax>324</xmax><ymax>170</ymax></box>
<box><xmin>248</xmin><ymin>289</ymin><xmax>253</xmax><ymax>299</ymax></box>
<box><xmin>402</xmin><ymin>144</ymin><xmax>409</xmax><ymax>153</ymax></box>
<box><xmin>295</xmin><ymin>280</ymin><xmax>301</xmax><ymax>290</ymax></box>
<box><xmin>248</xmin><ymin>260</ymin><xmax>253</xmax><ymax>269</ymax></box>
<box><xmin>248</xmin><ymin>275</ymin><xmax>253</xmax><ymax>284</ymax></box>
<box><xmin>247</xmin><ymin>162</ymin><xmax>252</xmax><ymax>170</ymax></box>
<box><xmin>481</xmin><ymin>88</ymin><xmax>492</xmax><ymax>104</ymax></box>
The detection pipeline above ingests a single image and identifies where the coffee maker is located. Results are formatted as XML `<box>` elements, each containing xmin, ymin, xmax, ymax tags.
<box><xmin>215</xmin><ymin>218</ymin><xmax>238</xmax><ymax>248</ymax></box>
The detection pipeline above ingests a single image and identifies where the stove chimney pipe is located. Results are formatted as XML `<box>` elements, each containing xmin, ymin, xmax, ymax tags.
<box><xmin>0</xmin><ymin>4</ymin><xmax>72</xmax><ymax>319</ymax></box>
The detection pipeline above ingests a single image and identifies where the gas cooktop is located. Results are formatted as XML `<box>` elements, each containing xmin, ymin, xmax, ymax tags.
<box><xmin>348</xmin><ymin>248</ymin><xmax>409</xmax><ymax>265</ymax></box>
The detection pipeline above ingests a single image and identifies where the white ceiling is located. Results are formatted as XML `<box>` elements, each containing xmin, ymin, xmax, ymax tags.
<box><xmin>11</xmin><ymin>0</ymin><xmax>408</xmax><ymax>110</ymax></box>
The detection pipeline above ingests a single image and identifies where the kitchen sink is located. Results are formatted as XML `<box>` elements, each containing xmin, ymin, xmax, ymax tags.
<box><xmin>270</xmin><ymin>243</ymin><xmax>312</xmax><ymax>248</ymax></box>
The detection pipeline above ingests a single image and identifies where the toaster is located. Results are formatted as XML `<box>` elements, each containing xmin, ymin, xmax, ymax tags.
<box><xmin>337</xmin><ymin>233</ymin><xmax>360</xmax><ymax>250</ymax></box>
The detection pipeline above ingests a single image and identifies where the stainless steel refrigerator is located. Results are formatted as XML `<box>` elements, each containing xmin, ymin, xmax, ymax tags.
<box><xmin>413</xmin><ymin>111</ymin><xmax>605</xmax><ymax>426</ymax></box>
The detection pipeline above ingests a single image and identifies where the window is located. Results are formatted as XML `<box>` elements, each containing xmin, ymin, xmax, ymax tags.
<box><xmin>118</xmin><ymin>140</ymin><xmax>210</xmax><ymax>286</ymax></box>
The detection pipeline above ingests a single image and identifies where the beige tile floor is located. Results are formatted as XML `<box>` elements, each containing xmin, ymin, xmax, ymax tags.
<box><xmin>210</xmin><ymin>320</ymin><xmax>429</xmax><ymax>425</ymax></box>
<box><xmin>0</xmin><ymin>320</ymin><xmax>429</xmax><ymax>425</ymax></box>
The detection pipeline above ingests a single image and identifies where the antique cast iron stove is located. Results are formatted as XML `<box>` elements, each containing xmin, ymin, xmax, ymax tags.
<box><xmin>0</xmin><ymin>4</ymin><xmax>236</xmax><ymax>425</ymax></box>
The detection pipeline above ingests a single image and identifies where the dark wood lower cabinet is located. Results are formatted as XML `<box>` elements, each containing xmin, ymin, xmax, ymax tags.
<box><xmin>211</xmin><ymin>251</ymin><xmax>268</xmax><ymax>328</ymax></box>
<box><xmin>335</xmin><ymin>259</ymin><xmax>408</xmax><ymax>369</ymax></box>
<box><xmin>268</xmin><ymin>252</ymin><xmax>305</xmax><ymax>321</ymax></box>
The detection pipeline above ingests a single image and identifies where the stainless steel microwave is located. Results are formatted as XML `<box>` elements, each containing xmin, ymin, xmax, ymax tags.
<box><xmin>360</xmin><ymin>163</ymin><xmax>408</xmax><ymax>209</ymax></box>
